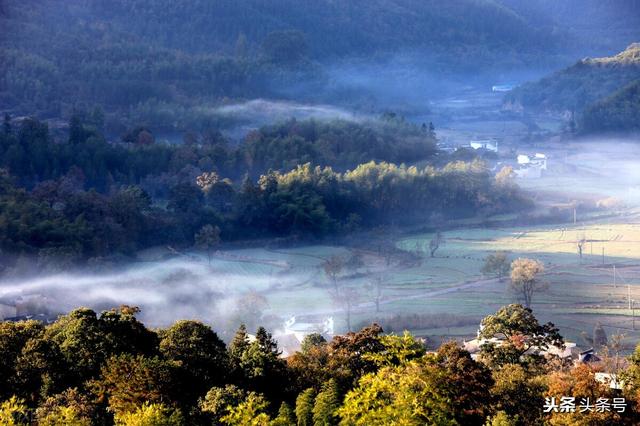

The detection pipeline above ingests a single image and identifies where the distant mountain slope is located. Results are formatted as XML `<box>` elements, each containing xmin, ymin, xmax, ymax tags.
<box><xmin>0</xmin><ymin>0</ymin><xmax>568</xmax><ymax>130</ymax></box>
<box><xmin>582</xmin><ymin>79</ymin><xmax>640</xmax><ymax>133</ymax></box>
<box><xmin>505</xmin><ymin>43</ymin><xmax>640</xmax><ymax>113</ymax></box>
<box><xmin>498</xmin><ymin>0</ymin><xmax>640</xmax><ymax>54</ymax></box>
<box><xmin>2</xmin><ymin>0</ymin><xmax>635</xmax><ymax>132</ymax></box>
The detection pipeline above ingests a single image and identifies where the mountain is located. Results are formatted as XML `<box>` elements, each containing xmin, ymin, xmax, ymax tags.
<box><xmin>2</xmin><ymin>1</ymin><xmax>637</xmax><ymax>134</ymax></box>
<box><xmin>497</xmin><ymin>0</ymin><xmax>640</xmax><ymax>54</ymax></box>
<box><xmin>582</xmin><ymin>79</ymin><xmax>640</xmax><ymax>133</ymax></box>
<box><xmin>505</xmin><ymin>43</ymin><xmax>640</xmax><ymax>114</ymax></box>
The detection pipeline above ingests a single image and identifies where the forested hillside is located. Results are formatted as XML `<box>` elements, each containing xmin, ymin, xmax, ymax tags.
<box><xmin>0</xmin><ymin>114</ymin><xmax>529</xmax><ymax>271</ymax></box>
<box><xmin>505</xmin><ymin>43</ymin><xmax>640</xmax><ymax>121</ymax></box>
<box><xmin>498</xmin><ymin>0</ymin><xmax>640</xmax><ymax>53</ymax></box>
<box><xmin>582</xmin><ymin>79</ymin><xmax>640</xmax><ymax>132</ymax></box>
<box><xmin>0</xmin><ymin>0</ymin><xmax>580</xmax><ymax>132</ymax></box>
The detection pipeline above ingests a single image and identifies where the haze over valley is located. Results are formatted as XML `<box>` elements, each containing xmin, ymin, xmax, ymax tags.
<box><xmin>2</xmin><ymin>1</ymin><xmax>640</xmax><ymax>424</ymax></box>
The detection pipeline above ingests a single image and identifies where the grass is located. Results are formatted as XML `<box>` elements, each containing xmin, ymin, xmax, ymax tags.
<box><xmin>146</xmin><ymin>213</ymin><xmax>640</xmax><ymax>348</ymax></box>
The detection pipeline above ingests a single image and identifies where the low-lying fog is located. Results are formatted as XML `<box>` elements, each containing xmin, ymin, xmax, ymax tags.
<box><xmin>0</xmin><ymin>256</ymin><xmax>311</xmax><ymax>332</ymax></box>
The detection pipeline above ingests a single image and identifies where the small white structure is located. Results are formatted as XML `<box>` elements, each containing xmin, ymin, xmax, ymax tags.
<box><xmin>514</xmin><ymin>153</ymin><xmax>547</xmax><ymax>179</ymax></box>
<box><xmin>492</xmin><ymin>84</ymin><xmax>515</xmax><ymax>92</ymax></box>
<box><xmin>470</xmin><ymin>139</ymin><xmax>498</xmax><ymax>152</ymax></box>
<box><xmin>463</xmin><ymin>322</ymin><xmax>576</xmax><ymax>361</ymax></box>
<box><xmin>277</xmin><ymin>315</ymin><xmax>335</xmax><ymax>357</ymax></box>
<box><xmin>595</xmin><ymin>372</ymin><xmax>624</xmax><ymax>390</ymax></box>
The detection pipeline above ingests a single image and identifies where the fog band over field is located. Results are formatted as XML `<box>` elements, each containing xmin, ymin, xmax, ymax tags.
<box><xmin>0</xmin><ymin>257</ymin><xmax>311</xmax><ymax>330</ymax></box>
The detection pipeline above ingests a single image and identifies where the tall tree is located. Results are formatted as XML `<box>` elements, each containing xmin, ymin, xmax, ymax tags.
<box><xmin>479</xmin><ymin>304</ymin><xmax>564</xmax><ymax>367</ymax></box>
<box><xmin>195</xmin><ymin>224</ymin><xmax>221</xmax><ymax>265</ymax></box>
<box><xmin>295</xmin><ymin>388</ymin><xmax>316</xmax><ymax>426</ymax></box>
<box><xmin>509</xmin><ymin>258</ymin><xmax>546</xmax><ymax>308</ymax></box>
<box><xmin>312</xmin><ymin>379</ymin><xmax>340</xmax><ymax>426</ymax></box>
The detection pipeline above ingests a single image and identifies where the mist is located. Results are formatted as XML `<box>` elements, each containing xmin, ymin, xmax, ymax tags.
<box><xmin>0</xmin><ymin>256</ymin><xmax>309</xmax><ymax>331</ymax></box>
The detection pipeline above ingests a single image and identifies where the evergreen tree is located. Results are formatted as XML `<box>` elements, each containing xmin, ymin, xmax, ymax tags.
<box><xmin>295</xmin><ymin>388</ymin><xmax>315</xmax><ymax>426</ymax></box>
<box><xmin>255</xmin><ymin>326</ymin><xmax>280</xmax><ymax>356</ymax></box>
<box><xmin>271</xmin><ymin>402</ymin><xmax>295</xmax><ymax>426</ymax></box>
<box><xmin>229</xmin><ymin>324</ymin><xmax>250</xmax><ymax>361</ymax></box>
<box><xmin>312</xmin><ymin>379</ymin><xmax>340</xmax><ymax>426</ymax></box>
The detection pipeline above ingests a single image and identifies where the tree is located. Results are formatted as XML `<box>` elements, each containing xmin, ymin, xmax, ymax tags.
<box><xmin>91</xmin><ymin>354</ymin><xmax>178</xmax><ymax>417</ymax></box>
<box><xmin>429</xmin><ymin>231</ymin><xmax>444</xmax><ymax>258</ymax></box>
<box><xmin>485</xmin><ymin>411</ymin><xmax>517</xmax><ymax>426</ymax></box>
<box><xmin>365</xmin><ymin>276</ymin><xmax>384</xmax><ymax>313</ymax></box>
<box><xmin>0</xmin><ymin>320</ymin><xmax>46</xmax><ymax>401</ymax></box>
<box><xmin>114</xmin><ymin>402</ymin><xmax>184</xmax><ymax>426</ymax></box>
<box><xmin>295</xmin><ymin>388</ymin><xmax>316</xmax><ymax>426</ymax></box>
<box><xmin>312</xmin><ymin>379</ymin><xmax>340</xmax><ymax>426</ymax></box>
<box><xmin>362</xmin><ymin>331</ymin><xmax>426</xmax><ymax>367</ymax></box>
<box><xmin>300</xmin><ymin>333</ymin><xmax>326</xmax><ymax>354</ymax></box>
<box><xmin>323</xmin><ymin>255</ymin><xmax>357</xmax><ymax>331</ymax></box>
<box><xmin>37</xmin><ymin>406</ymin><xmax>90</xmax><ymax>426</ymax></box>
<box><xmin>577</xmin><ymin>234</ymin><xmax>587</xmax><ymax>260</ymax></box>
<box><xmin>220</xmin><ymin>392</ymin><xmax>271</xmax><ymax>426</ymax></box>
<box><xmin>235</xmin><ymin>327</ymin><xmax>290</xmax><ymax>403</ymax></box>
<box><xmin>200</xmin><ymin>385</ymin><xmax>247</xmax><ymax>425</ymax></box>
<box><xmin>325</xmin><ymin>324</ymin><xmax>385</xmax><ymax>389</ymax></box>
<box><xmin>546</xmin><ymin>364</ymin><xmax>620</xmax><ymax>425</ymax></box>
<box><xmin>271</xmin><ymin>403</ymin><xmax>295</xmax><ymax>426</ymax></box>
<box><xmin>482</xmin><ymin>252</ymin><xmax>510</xmax><ymax>281</ymax></box>
<box><xmin>490</xmin><ymin>363</ymin><xmax>546</xmax><ymax>425</ymax></box>
<box><xmin>509</xmin><ymin>258</ymin><xmax>545</xmax><ymax>308</ymax></box>
<box><xmin>479</xmin><ymin>304</ymin><xmax>564</xmax><ymax>367</ymax></box>
<box><xmin>195</xmin><ymin>224</ymin><xmax>221</xmax><ymax>265</ymax></box>
<box><xmin>495</xmin><ymin>166</ymin><xmax>514</xmax><ymax>187</ymax></box>
<box><xmin>158</xmin><ymin>320</ymin><xmax>228</xmax><ymax>401</ymax></box>
<box><xmin>339</xmin><ymin>342</ymin><xmax>492</xmax><ymax>426</ymax></box>
<box><xmin>229</xmin><ymin>324</ymin><xmax>250</xmax><ymax>362</ymax></box>
<box><xmin>44</xmin><ymin>308</ymin><xmax>109</xmax><ymax>382</ymax></box>
<box><xmin>322</xmin><ymin>256</ymin><xmax>344</xmax><ymax>292</ymax></box>
<box><xmin>35</xmin><ymin>388</ymin><xmax>97</xmax><ymax>426</ymax></box>
<box><xmin>428</xmin><ymin>122</ymin><xmax>436</xmax><ymax>139</ymax></box>
<box><xmin>0</xmin><ymin>396</ymin><xmax>29</xmax><ymax>426</ymax></box>
<box><xmin>13</xmin><ymin>336</ymin><xmax>68</xmax><ymax>403</ymax></box>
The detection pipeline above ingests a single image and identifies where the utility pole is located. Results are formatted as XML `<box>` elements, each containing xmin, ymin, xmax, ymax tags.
<box><xmin>628</xmin><ymin>284</ymin><xmax>632</xmax><ymax>310</ymax></box>
<box><xmin>574</xmin><ymin>207</ymin><xmax>577</xmax><ymax>224</ymax></box>
<box><xmin>614</xmin><ymin>264</ymin><xmax>616</xmax><ymax>288</ymax></box>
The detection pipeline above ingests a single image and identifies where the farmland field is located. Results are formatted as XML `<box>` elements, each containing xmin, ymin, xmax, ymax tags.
<box><xmin>149</xmin><ymin>210</ymin><xmax>640</xmax><ymax>349</ymax></box>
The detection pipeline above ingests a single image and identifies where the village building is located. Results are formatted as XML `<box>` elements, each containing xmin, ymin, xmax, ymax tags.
<box><xmin>514</xmin><ymin>152</ymin><xmax>547</xmax><ymax>179</ymax></box>
<box><xmin>492</xmin><ymin>84</ymin><xmax>515</xmax><ymax>92</ymax></box>
<box><xmin>275</xmin><ymin>315</ymin><xmax>335</xmax><ymax>357</ymax></box>
<box><xmin>462</xmin><ymin>323</ymin><xmax>578</xmax><ymax>361</ymax></box>
<box><xmin>469</xmin><ymin>138</ymin><xmax>499</xmax><ymax>152</ymax></box>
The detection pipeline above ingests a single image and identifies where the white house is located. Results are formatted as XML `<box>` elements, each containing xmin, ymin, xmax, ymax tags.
<box><xmin>276</xmin><ymin>316</ymin><xmax>335</xmax><ymax>357</ymax></box>
<box><xmin>470</xmin><ymin>139</ymin><xmax>498</xmax><ymax>152</ymax></box>
<box><xmin>463</xmin><ymin>323</ymin><xmax>577</xmax><ymax>361</ymax></box>
<box><xmin>514</xmin><ymin>153</ymin><xmax>547</xmax><ymax>179</ymax></box>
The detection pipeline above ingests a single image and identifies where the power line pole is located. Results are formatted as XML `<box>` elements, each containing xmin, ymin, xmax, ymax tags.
<box><xmin>628</xmin><ymin>284</ymin><xmax>632</xmax><ymax>310</ymax></box>
<box><xmin>614</xmin><ymin>264</ymin><xmax>616</xmax><ymax>288</ymax></box>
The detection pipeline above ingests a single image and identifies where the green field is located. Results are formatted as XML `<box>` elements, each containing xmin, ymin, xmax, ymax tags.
<box><xmin>135</xmin><ymin>213</ymin><xmax>640</xmax><ymax>350</ymax></box>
